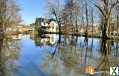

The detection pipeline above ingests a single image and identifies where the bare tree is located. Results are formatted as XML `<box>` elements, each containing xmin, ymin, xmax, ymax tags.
<box><xmin>0</xmin><ymin>0</ymin><xmax>21</xmax><ymax>34</ymax></box>
<box><xmin>91</xmin><ymin>7</ymin><xmax>94</xmax><ymax>36</ymax></box>
<box><xmin>6</xmin><ymin>0</ymin><xmax>21</xmax><ymax>28</ymax></box>
<box><xmin>85</xmin><ymin>1</ymin><xmax>89</xmax><ymax>37</ymax></box>
<box><xmin>47</xmin><ymin>0</ymin><xmax>63</xmax><ymax>33</ymax></box>
<box><xmin>94</xmin><ymin>0</ymin><xmax>119</xmax><ymax>38</ymax></box>
<box><xmin>0</xmin><ymin>0</ymin><xmax>21</xmax><ymax>75</ymax></box>
<box><xmin>61</xmin><ymin>0</ymin><xmax>80</xmax><ymax>34</ymax></box>
<box><xmin>116</xmin><ymin>5</ymin><xmax>119</xmax><ymax>35</ymax></box>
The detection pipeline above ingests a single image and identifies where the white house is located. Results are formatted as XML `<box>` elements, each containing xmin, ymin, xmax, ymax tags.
<box><xmin>48</xmin><ymin>21</ymin><xmax>58</xmax><ymax>32</ymax></box>
<box><xmin>40</xmin><ymin>19</ymin><xmax>58</xmax><ymax>32</ymax></box>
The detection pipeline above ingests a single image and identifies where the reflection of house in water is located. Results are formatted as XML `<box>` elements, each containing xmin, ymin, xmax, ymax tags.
<box><xmin>34</xmin><ymin>34</ymin><xmax>58</xmax><ymax>46</ymax></box>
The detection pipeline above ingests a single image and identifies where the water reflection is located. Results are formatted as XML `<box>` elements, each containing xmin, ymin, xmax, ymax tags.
<box><xmin>32</xmin><ymin>34</ymin><xmax>58</xmax><ymax>47</ymax></box>
<box><xmin>0</xmin><ymin>34</ymin><xmax>119</xmax><ymax>76</ymax></box>
<box><xmin>34</xmin><ymin>34</ymin><xmax>119</xmax><ymax>76</ymax></box>
<box><xmin>0</xmin><ymin>37</ymin><xmax>20</xmax><ymax>76</ymax></box>
<box><xmin>96</xmin><ymin>39</ymin><xmax>119</xmax><ymax>76</ymax></box>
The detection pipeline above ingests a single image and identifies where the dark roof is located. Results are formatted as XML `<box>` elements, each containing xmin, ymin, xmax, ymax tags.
<box><xmin>48</xmin><ymin>18</ymin><xmax>56</xmax><ymax>22</ymax></box>
<box><xmin>35</xmin><ymin>17</ymin><xmax>56</xmax><ymax>22</ymax></box>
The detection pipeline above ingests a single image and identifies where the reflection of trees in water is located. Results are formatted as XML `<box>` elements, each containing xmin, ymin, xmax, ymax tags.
<box><xmin>100</xmin><ymin>39</ymin><xmax>111</xmax><ymax>55</ymax></box>
<box><xmin>84</xmin><ymin>37</ymin><xmax>88</xmax><ymax>66</ymax></box>
<box><xmin>0</xmin><ymin>38</ymin><xmax>4</xmax><ymax>76</ymax></box>
<box><xmin>0</xmin><ymin>38</ymin><xmax>20</xmax><ymax>76</ymax></box>
<box><xmin>97</xmin><ymin>39</ymin><xmax>119</xmax><ymax>76</ymax></box>
<box><xmin>113</xmin><ymin>41</ymin><xmax>119</xmax><ymax>57</ymax></box>
<box><xmin>59</xmin><ymin>35</ymin><xmax>81</xmax><ymax>68</ymax></box>
<box><xmin>96</xmin><ymin>39</ymin><xmax>110</xmax><ymax>76</ymax></box>
<box><xmin>34</xmin><ymin>35</ymin><xmax>43</xmax><ymax>47</ymax></box>
<box><xmin>53</xmin><ymin>35</ymin><xmax>81</xmax><ymax>68</ymax></box>
<box><xmin>42</xmin><ymin>35</ymin><xmax>99</xmax><ymax>75</ymax></box>
<box><xmin>42</xmin><ymin>35</ymin><xmax>90</xmax><ymax>76</ymax></box>
<box><xmin>41</xmin><ymin>34</ymin><xmax>119</xmax><ymax>76</ymax></box>
<box><xmin>41</xmin><ymin>35</ymin><xmax>80</xmax><ymax>76</ymax></box>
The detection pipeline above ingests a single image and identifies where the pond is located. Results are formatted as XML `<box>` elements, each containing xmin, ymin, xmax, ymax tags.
<box><xmin>0</xmin><ymin>34</ymin><xmax>119</xmax><ymax>76</ymax></box>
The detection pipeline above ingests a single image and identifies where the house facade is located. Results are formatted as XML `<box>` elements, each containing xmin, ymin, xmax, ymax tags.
<box><xmin>35</xmin><ymin>18</ymin><xmax>58</xmax><ymax>33</ymax></box>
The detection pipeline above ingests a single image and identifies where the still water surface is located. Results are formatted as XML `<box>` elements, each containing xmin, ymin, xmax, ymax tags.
<box><xmin>2</xmin><ymin>34</ymin><xmax>119</xmax><ymax>76</ymax></box>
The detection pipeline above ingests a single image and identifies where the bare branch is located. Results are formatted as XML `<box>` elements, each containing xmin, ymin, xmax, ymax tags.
<box><xmin>108</xmin><ymin>0</ymin><xmax>119</xmax><ymax>20</ymax></box>
<box><xmin>94</xmin><ymin>4</ymin><xmax>106</xmax><ymax>18</ymax></box>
